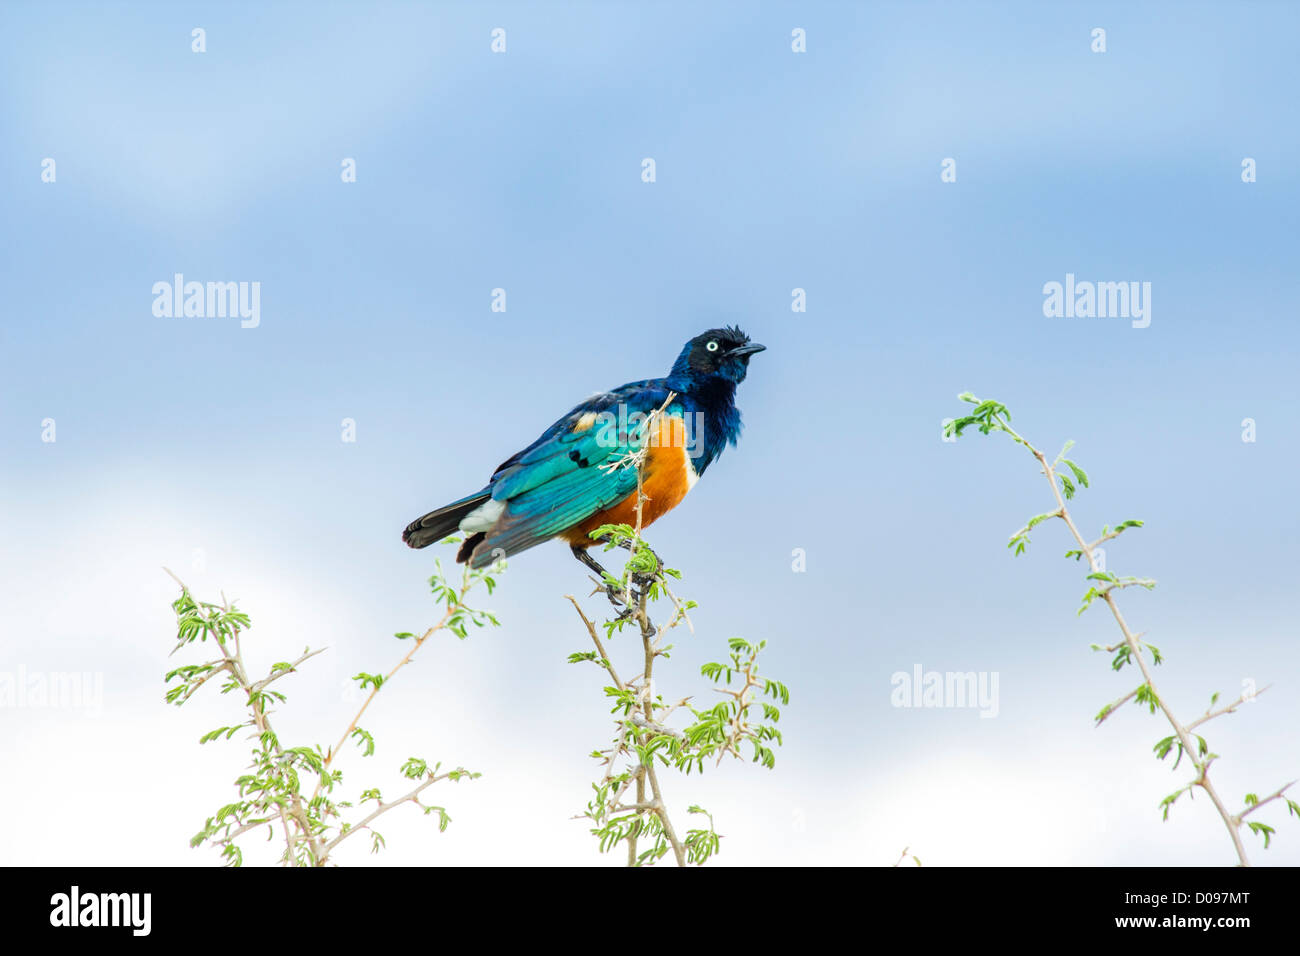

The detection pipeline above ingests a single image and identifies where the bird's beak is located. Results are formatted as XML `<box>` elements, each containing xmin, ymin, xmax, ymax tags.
<box><xmin>726</xmin><ymin>343</ymin><xmax>766</xmax><ymax>358</ymax></box>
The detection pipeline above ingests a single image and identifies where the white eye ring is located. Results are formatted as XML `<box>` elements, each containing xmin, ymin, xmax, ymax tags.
<box><xmin>706</xmin><ymin>340</ymin><xmax>719</xmax><ymax>351</ymax></box>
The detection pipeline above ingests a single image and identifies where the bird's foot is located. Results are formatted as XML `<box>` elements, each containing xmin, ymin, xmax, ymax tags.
<box><xmin>571</xmin><ymin>545</ymin><xmax>633</xmax><ymax>613</ymax></box>
<box><xmin>571</xmin><ymin>543</ymin><xmax>663</xmax><ymax>623</ymax></box>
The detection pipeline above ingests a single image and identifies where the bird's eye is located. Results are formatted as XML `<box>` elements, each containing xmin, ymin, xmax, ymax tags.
<box><xmin>706</xmin><ymin>340</ymin><xmax>719</xmax><ymax>352</ymax></box>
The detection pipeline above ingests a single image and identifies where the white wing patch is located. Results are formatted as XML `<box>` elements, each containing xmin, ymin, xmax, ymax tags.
<box><xmin>459</xmin><ymin>498</ymin><xmax>505</xmax><ymax>533</ymax></box>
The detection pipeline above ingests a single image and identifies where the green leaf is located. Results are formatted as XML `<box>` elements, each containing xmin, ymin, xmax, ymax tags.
<box><xmin>1060</xmin><ymin>458</ymin><xmax>1089</xmax><ymax>489</ymax></box>
<box><xmin>1247</xmin><ymin>821</ymin><xmax>1275</xmax><ymax>849</ymax></box>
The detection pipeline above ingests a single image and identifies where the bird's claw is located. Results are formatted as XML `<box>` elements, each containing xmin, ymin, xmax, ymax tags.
<box><xmin>573</xmin><ymin>541</ymin><xmax>660</xmax><ymax>623</ymax></box>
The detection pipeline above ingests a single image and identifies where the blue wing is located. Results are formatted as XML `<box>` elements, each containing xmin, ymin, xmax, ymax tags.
<box><xmin>468</xmin><ymin>380</ymin><xmax>675</xmax><ymax>561</ymax></box>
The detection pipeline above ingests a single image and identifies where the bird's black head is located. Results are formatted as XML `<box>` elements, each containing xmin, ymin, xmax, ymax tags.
<box><xmin>667</xmin><ymin>326</ymin><xmax>766</xmax><ymax>389</ymax></box>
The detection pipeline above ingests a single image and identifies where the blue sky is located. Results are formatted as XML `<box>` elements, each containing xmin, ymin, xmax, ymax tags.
<box><xmin>2</xmin><ymin>1</ymin><xmax>1298</xmax><ymax>866</ymax></box>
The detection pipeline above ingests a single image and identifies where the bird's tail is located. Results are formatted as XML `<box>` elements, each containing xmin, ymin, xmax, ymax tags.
<box><xmin>402</xmin><ymin>492</ymin><xmax>491</xmax><ymax>549</ymax></box>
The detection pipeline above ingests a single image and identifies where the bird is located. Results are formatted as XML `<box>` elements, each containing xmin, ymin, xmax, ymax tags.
<box><xmin>402</xmin><ymin>327</ymin><xmax>765</xmax><ymax>572</ymax></box>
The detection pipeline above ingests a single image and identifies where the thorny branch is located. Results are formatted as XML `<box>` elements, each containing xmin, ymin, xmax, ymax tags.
<box><xmin>948</xmin><ymin>395</ymin><xmax>1299</xmax><ymax>866</ymax></box>
<box><xmin>566</xmin><ymin>392</ymin><xmax>785</xmax><ymax>866</ymax></box>
<box><xmin>164</xmin><ymin>560</ymin><xmax>487</xmax><ymax>866</ymax></box>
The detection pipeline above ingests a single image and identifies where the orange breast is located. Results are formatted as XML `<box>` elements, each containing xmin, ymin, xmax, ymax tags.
<box><xmin>562</xmin><ymin>413</ymin><xmax>696</xmax><ymax>546</ymax></box>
